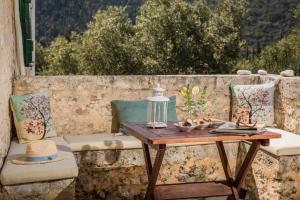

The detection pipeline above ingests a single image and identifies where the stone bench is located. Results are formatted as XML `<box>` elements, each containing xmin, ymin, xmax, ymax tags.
<box><xmin>64</xmin><ymin>133</ymin><xmax>229</xmax><ymax>151</ymax></box>
<box><xmin>247</xmin><ymin>128</ymin><xmax>300</xmax><ymax>156</ymax></box>
<box><xmin>64</xmin><ymin>128</ymin><xmax>300</xmax><ymax>156</ymax></box>
<box><xmin>64</xmin><ymin>129</ymin><xmax>300</xmax><ymax>200</ymax></box>
<box><xmin>1</xmin><ymin>128</ymin><xmax>300</xmax><ymax>200</ymax></box>
<box><xmin>64</xmin><ymin>133</ymin><xmax>241</xmax><ymax>199</ymax></box>
<box><xmin>0</xmin><ymin>137</ymin><xmax>78</xmax><ymax>200</ymax></box>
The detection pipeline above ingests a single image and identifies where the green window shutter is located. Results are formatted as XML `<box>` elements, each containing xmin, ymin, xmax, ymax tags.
<box><xmin>19</xmin><ymin>0</ymin><xmax>33</xmax><ymax>66</ymax></box>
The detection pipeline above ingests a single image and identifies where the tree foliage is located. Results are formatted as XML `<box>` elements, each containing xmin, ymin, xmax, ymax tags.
<box><xmin>238</xmin><ymin>4</ymin><xmax>300</xmax><ymax>74</ymax></box>
<box><xmin>242</xmin><ymin>29</ymin><xmax>300</xmax><ymax>74</ymax></box>
<box><xmin>37</xmin><ymin>0</ymin><xmax>300</xmax><ymax>50</ymax></box>
<box><xmin>135</xmin><ymin>0</ymin><xmax>212</xmax><ymax>74</ymax></box>
<box><xmin>78</xmin><ymin>7</ymin><xmax>141</xmax><ymax>75</ymax></box>
<box><xmin>242</xmin><ymin>0</ymin><xmax>300</xmax><ymax>50</ymax></box>
<box><xmin>207</xmin><ymin>0</ymin><xmax>247</xmax><ymax>73</ymax></box>
<box><xmin>36</xmin><ymin>36</ymin><xmax>80</xmax><ymax>75</ymax></box>
<box><xmin>134</xmin><ymin>0</ymin><xmax>246</xmax><ymax>74</ymax></box>
<box><xmin>36</xmin><ymin>0</ymin><xmax>247</xmax><ymax>75</ymax></box>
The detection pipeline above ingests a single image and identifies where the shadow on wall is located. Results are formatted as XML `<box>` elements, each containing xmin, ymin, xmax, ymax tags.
<box><xmin>111</xmin><ymin>102</ymin><xmax>119</xmax><ymax>133</ymax></box>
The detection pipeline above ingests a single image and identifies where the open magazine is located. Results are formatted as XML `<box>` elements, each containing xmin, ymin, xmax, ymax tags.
<box><xmin>210</xmin><ymin>122</ymin><xmax>266</xmax><ymax>136</ymax></box>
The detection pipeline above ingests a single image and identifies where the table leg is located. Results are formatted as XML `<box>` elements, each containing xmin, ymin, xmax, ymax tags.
<box><xmin>143</xmin><ymin>143</ymin><xmax>166</xmax><ymax>200</ymax></box>
<box><xmin>143</xmin><ymin>143</ymin><xmax>153</xmax><ymax>182</ymax></box>
<box><xmin>217</xmin><ymin>140</ymin><xmax>262</xmax><ymax>200</ymax></box>
<box><xmin>234</xmin><ymin>140</ymin><xmax>261</xmax><ymax>192</ymax></box>
<box><xmin>216</xmin><ymin>141</ymin><xmax>240</xmax><ymax>200</ymax></box>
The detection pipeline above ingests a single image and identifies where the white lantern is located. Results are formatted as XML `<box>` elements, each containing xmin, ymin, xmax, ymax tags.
<box><xmin>147</xmin><ymin>84</ymin><xmax>169</xmax><ymax>128</ymax></box>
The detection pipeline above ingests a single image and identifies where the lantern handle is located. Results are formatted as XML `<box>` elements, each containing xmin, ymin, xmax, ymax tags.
<box><xmin>153</xmin><ymin>84</ymin><xmax>165</xmax><ymax>96</ymax></box>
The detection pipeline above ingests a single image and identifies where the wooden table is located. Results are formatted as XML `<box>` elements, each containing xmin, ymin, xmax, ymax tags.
<box><xmin>121</xmin><ymin>122</ymin><xmax>281</xmax><ymax>200</ymax></box>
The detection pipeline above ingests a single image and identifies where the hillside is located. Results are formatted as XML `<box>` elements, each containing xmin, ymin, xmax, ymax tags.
<box><xmin>36</xmin><ymin>0</ymin><xmax>144</xmax><ymax>46</ymax></box>
<box><xmin>36</xmin><ymin>0</ymin><xmax>300</xmax><ymax>50</ymax></box>
<box><xmin>243</xmin><ymin>0</ymin><xmax>300</xmax><ymax>50</ymax></box>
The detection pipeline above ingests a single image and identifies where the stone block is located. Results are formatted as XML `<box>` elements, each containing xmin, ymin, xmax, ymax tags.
<box><xmin>280</xmin><ymin>70</ymin><xmax>295</xmax><ymax>77</ymax></box>
<box><xmin>2</xmin><ymin>179</ymin><xmax>75</xmax><ymax>200</ymax></box>
<box><xmin>237</xmin><ymin>70</ymin><xmax>252</xmax><ymax>75</ymax></box>
<box><xmin>258</xmin><ymin>70</ymin><xmax>268</xmax><ymax>75</ymax></box>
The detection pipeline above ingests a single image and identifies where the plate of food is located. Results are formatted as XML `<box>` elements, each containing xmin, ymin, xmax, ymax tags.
<box><xmin>174</xmin><ymin>119</ymin><xmax>197</xmax><ymax>132</ymax></box>
<box><xmin>196</xmin><ymin>117</ymin><xmax>225</xmax><ymax>129</ymax></box>
<box><xmin>174</xmin><ymin>118</ymin><xmax>210</xmax><ymax>132</ymax></box>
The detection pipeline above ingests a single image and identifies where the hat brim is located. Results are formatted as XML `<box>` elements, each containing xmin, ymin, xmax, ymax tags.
<box><xmin>11</xmin><ymin>154</ymin><xmax>68</xmax><ymax>165</ymax></box>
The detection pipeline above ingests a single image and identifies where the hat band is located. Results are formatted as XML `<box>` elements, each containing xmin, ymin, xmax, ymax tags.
<box><xmin>27</xmin><ymin>154</ymin><xmax>58</xmax><ymax>162</ymax></box>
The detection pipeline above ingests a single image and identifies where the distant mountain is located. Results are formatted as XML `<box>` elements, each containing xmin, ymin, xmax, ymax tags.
<box><xmin>243</xmin><ymin>0</ymin><xmax>300</xmax><ymax>50</ymax></box>
<box><xmin>36</xmin><ymin>0</ymin><xmax>144</xmax><ymax>46</ymax></box>
<box><xmin>36</xmin><ymin>0</ymin><xmax>300</xmax><ymax>49</ymax></box>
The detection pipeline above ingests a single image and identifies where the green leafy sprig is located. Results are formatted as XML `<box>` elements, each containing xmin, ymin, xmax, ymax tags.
<box><xmin>180</xmin><ymin>84</ymin><xmax>208</xmax><ymax>117</ymax></box>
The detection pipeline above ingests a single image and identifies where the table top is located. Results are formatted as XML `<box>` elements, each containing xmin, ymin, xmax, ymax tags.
<box><xmin>121</xmin><ymin>122</ymin><xmax>282</xmax><ymax>145</ymax></box>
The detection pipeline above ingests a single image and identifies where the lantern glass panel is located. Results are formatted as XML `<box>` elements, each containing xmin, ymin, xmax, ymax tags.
<box><xmin>147</xmin><ymin>101</ymin><xmax>168</xmax><ymax>128</ymax></box>
<box><xmin>146</xmin><ymin>84</ymin><xmax>169</xmax><ymax>128</ymax></box>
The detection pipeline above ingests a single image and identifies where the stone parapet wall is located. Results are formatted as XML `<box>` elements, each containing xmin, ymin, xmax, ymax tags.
<box><xmin>0</xmin><ymin>0</ymin><xmax>18</xmax><ymax>161</ymax></box>
<box><xmin>13</xmin><ymin>75</ymin><xmax>260</xmax><ymax>135</ymax></box>
<box><xmin>13</xmin><ymin>75</ymin><xmax>300</xmax><ymax>135</ymax></box>
<box><xmin>276</xmin><ymin>78</ymin><xmax>300</xmax><ymax>134</ymax></box>
<box><xmin>260</xmin><ymin>75</ymin><xmax>300</xmax><ymax>135</ymax></box>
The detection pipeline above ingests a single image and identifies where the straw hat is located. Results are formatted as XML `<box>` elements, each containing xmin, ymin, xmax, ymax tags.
<box><xmin>12</xmin><ymin>140</ymin><xmax>67</xmax><ymax>165</ymax></box>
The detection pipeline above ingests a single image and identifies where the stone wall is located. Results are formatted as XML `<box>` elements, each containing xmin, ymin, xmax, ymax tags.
<box><xmin>7</xmin><ymin>75</ymin><xmax>300</xmax><ymax>200</ymax></box>
<box><xmin>13</xmin><ymin>75</ymin><xmax>260</xmax><ymax>135</ymax></box>
<box><xmin>238</xmin><ymin>142</ymin><xmax>300</xmax><ymax>200</ymax></box>
<box><xmin>74</xmin><ymin>143</ymin><xmax>239</xmax><ymax>200</ymax></box>
<box><xmin>13</xmin><ymin>75</ymin><xmax>300</xmax><ymax>136</ymax></box>
<box><xmin>0</xmin><ymin>0</ymin><xmax>18</xmax><ymax>165</ymax></box>
<box><xmin>259</xmin><ymin>75</ymin><xmax>300</xmax><ymax>135</ymax></box>
<box><xmin>275</xmin><ymin>78</ymin><xmax>300</xmax><ymax>134</ymax></box>
<box><xmin>1</xmin><ymin>179</ymin><xmax>75</xmax><ymax>200</ymax></box>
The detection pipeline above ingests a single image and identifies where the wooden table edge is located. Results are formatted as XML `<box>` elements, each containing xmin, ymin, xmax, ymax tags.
<box><xmin>152</xmin><ymin>134</ymin><xmax>281</xmax><ymax>145</ymax></box>
<box><xmin>121</xmin><ymin>122</ymin><xmax>282</xmax><ymax>146</ymax></box>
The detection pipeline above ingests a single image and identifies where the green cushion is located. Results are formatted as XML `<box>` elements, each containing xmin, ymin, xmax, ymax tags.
<box><xmin>112</xmin><ymin>96</ymin><xmax>178</xmax><ymax>134</ymax></box>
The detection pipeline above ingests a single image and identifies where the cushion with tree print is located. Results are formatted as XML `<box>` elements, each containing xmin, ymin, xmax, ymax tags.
<box><xmin>231</xmin><ymin>82</ymin><xmax>275</xmax><ymax>126</ymax></box>
<box><xmin>10</xmin><ymin>92</ymin><xmax>57</xmax><ymax>143</ymax></box>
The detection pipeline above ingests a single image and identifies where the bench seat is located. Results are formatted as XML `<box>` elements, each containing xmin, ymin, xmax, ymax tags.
<box><xmin>64</xmin><ymin>128</ymin><xmax>300</xmax><ymax>157</ymax></box>
<box><xmin>64</xmin><ymin>133</ymin><xmax>238</xmax><ymax>152</ymax></box>
<box><xmin>64</xmin><ymin>134</ymin><xmax>143</xmax><ymax>151</ymax></box>
<box><xmin>259</xmin><ymin>128</ymin><xmax>300</xmax><ymax>156</ymax></box>
<box><xmin>0</xmin><ymin>137</ymin><xmax>78</xmax><ymax>186</ymax></box>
